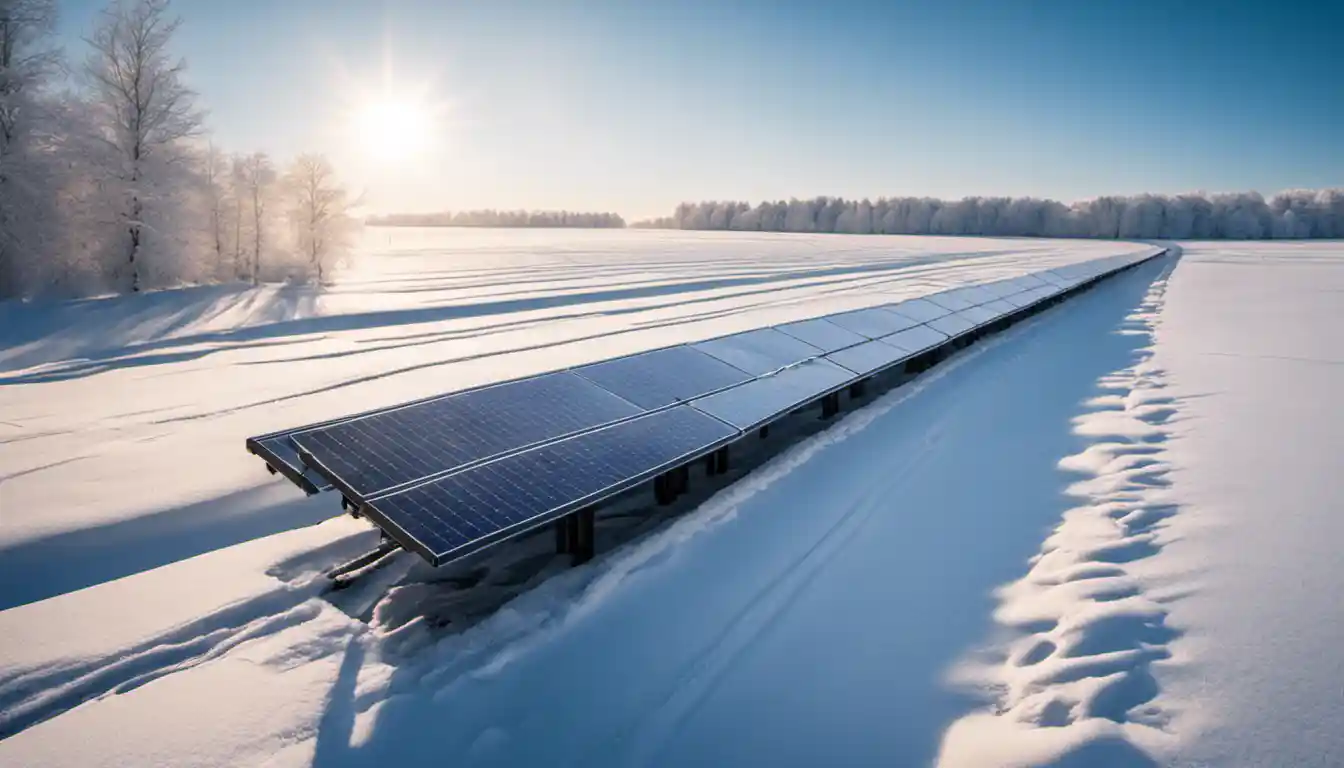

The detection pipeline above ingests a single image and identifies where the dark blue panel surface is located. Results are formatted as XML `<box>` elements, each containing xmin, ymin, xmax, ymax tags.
<box><xmin>883</xmin><ymin>325</ymin><xmax>949</xmax><ymax>355</ymax></box>
<box><xmin>775</xmin><ymin>318</ymin><xmax>868</xmax><ymax>353</ymax></box>
<box><xmin>960</xmin><ymin>304</ymin><xmax>1001</xmax><ymax>326</ymax></box>
<box><xmin>825</xmin><ymin>339</ymin><xmax>909</xmax><ymax>376</ymax></box>
<box><xmin>924</xmin><ymin>290</ymin><xmax>976</xmax><ymax>312</ymax></box>
<box><xmin>575</xmin><ymin>345</ymin><xmax>753</xmax><ymax>409</ymax></box>
<box><xmin>693</xmin><ymin>328</ymin><xmax>822</xmax><ymax>376</ymax></box>
<box><xmin>691</xmin><ymin>359</ymin><xmax>854</xmax><ymax>430</ymax></box>
<box><xmin>366</xmin><ymin>406</ymin><xmax>739</xmax><ymax>564</ymax></box>
<box><xmin>825</xmin><ymin>307</ymin><xmax>921</xmax><ymax>339</ymax></box>
<box><xmin>884</xmin><ymin>297</ymin><xmax>950</xmax><ymax>323</ymax></box>
<box><xmin>982</xmin><ymin>299</ymin><xmax>1019</xmax><ymax>317</ymax></box>
<box><xmin>955</xmin><ymin>285</ymin><xmax>999</xmax><ymax>305</ymax></box>
<box><xmin>293</xmin><ymin>372</ymin><xmax>644</xmax><ymax>499</ymax></box>
<box><xmin>927</xmin><ymin>312</ymin><xmax>976</xmax><ymax>337</ymax></box>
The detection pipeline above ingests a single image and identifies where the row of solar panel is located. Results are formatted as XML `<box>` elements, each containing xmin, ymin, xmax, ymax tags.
<box><xmin>247</xmin><ymin>249</ymin><xmax>1162</xmax><ymax>565</ymax></box>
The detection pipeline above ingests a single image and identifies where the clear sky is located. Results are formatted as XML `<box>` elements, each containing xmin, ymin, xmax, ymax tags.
<box><xmin>56</xmin><ymin>0</ymin><xmax>1344</xmax><ymax>218</ymax></box>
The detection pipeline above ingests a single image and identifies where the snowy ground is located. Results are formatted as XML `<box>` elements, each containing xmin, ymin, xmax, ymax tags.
<box><xmin>0</xmin><ymin>231</ymin><xmax>1339</xmax><ymax>767</ymax></box>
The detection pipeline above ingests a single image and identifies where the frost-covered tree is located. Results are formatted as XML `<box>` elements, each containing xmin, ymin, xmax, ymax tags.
<box><xmin>285</xmin><ymin>153</ymin><xmax>355</xmax><ymax>284</ymax></box>
<box><xmin>83</xmin><ymin>0</ymin><xmax>203</xmax><ymax>292</ymax></box>
<box><xmin>0</xmin><ymin>0</ymin><xmax>60</xmax><ymax>297</ymax></box>
<box><xmin>237</xmin><ymin>150</ymin><xmax>273</xmax><ymax>283</ymax></box>
<box><xmin>201</xmin><ymin>140</ymin><xmax>226</xmax><ymax>276</ymax></box>
<box><xmin>650</xmin><ymin>189</ymin><xmax>1344</xmax><ymax>240</ymax></box>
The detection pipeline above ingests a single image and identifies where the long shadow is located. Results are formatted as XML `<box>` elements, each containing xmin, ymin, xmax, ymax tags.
<box><xmin>310</xmin><ymin>258</ymin><xmax>1174</xmax><ymax>767</ymax></box>
<box><xmin>0</xmin><ymin>283</ymin><xmax>316</xmax><ymax>375</ymax></box>
<box><xmin>0</xmin><ymin>253</ymin><xmax>974</xmax><ymax>386</ymax></box>
<box><xmin>0</xmin><ymin>485</ymin><xmax>335</xmax><ymax>611</ymax></box>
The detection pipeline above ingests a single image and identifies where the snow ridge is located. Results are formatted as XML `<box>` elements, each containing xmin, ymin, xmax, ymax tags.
<box><xmin>0</xmin><ymin>575</ymin><xmax>330</xmax><ymax>739</ymax></box>
<box><xmin>938</xmin><ymin>261</ymin><xmax>1184</xmax><ymax>767</ymax></box>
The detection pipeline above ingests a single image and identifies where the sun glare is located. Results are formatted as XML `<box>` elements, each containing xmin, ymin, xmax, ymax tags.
<box><xmin>353</xmin><ymin>96</ymin><xmax>434</xmax><ymax>164</ymax></box>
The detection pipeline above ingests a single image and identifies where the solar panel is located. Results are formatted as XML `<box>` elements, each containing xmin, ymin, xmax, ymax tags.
<box><xmin>293</xmin><ymin>372</ymin><xmax>645</xmax><ymax>500</ymax></box>
<box><xmin>960</xmin><ymin>304</ymin><xmax>1002</xmax><ymax>326</ymax></box>
<box><xmin>575</xmin><ymin>345</ymin><xmax>753</xmax><ymax>410</ymax></box>
<box><xmin>883</xmin><ymin>325</ymin><xmax>949</xmax><ymax>355</ymax></box>
<box><xmin>884</xmin><ymin>297</ymin><xmax>950</xmax><ymax>323</ymax></box>
<box><xmin>982</xmin><ymin>299</ymin><xmax>1020</xmax><ymax>316</ymax></box>
<box><xmin>363</xmin><ymin>406</ymin><xmax>739</xmax><ymax>565</ymax></box>
<box><xmin>692</xmin><ymin>328</ymin><xmax>822</xmax><ymax>376</ymax></box>
<box><xmin>774</xmin><ymin>317</ymin><xmax>869</xmax><ymax>353</ymax></box>
<box><xmin>246</xmin><ymin>434</ymin><xmax>332</xmax><ymax>495</ymax></box>
<box><xmin>691</xmin><ymin>359</ymin><xmax>854</xmax><ymax>430</ymax></box>
<box><xmin>1037</xmin><ymin>271</ymin><xmax>1071</xmax><ymax>288</ymax></box>
<box><xmin>1013</xmin><ymin>273</ymin><xmax>1050</xmax><ymax>288</ymax></box>
<box><xmin>955</xmin><ymin>284</ymin><xmax>999</xmax><ymax>305</ymax></box>
<box><xmin>825</xmin><ymin>307</ymin><xmax>922</xmax><ymax>339</ymax></box>
<box><xmin>924</xmin><ymin>290</ymin><xmax>976</xmax><ymax>312</ymax></box>
<box><xmin>825</xmin><ymin>339</ymin><xmax>910</xmax><ymax>376</ymax></box>
<box><xmin>927</xmin><ymin>312</ymin><xmax>977</xmax><ymax>337</ymax></box>
<box><xmin>976</xmin><ymin>280</ymin><xmax>1017</xmax><ymax>299</ymax></box>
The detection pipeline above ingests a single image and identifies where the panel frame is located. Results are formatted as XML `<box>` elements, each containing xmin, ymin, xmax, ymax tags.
<box><xmin>573</xmin><ymin>344</ymin><xmax>755</xmax><ymax>410</ymax></box>
<box><xmin>690</xmin><ymin>357</ymin><xmax>859</xmax><ymax>431</ymax></box>
<box><xmin>293</xmin><ymin>370</ymin><xmax>648</xmax><ymax>504</ymax></box>
<box><xmin>360</xmin><ymin>406</ymin><xmax>742</xmax><ymax>566</ymax></box>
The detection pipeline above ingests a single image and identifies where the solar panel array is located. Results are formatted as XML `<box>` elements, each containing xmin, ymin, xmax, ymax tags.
<box><xmin>247</xmin><ymin>248</ymin><xmax>1163</xmax><ymax>566</ymax></box>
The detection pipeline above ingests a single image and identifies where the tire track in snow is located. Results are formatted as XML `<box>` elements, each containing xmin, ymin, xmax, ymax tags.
<box><xmin>0</xmin><ymin>575</ymin><xmax>333</xmax><ymax>740</ymax></box>
<box><xmin>937</xmin><ymin>261</ymin><xmax>1185</xmax><ymax>767</ymax></box>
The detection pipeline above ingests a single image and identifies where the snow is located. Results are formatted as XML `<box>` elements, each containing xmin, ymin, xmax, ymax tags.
<box><xmin>0</xmin><ymin>230</ymin><xmax>1339</xmax><ymax>767</ymax></box>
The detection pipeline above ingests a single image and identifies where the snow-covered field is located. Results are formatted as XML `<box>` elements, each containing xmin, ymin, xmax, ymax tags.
<box><xmin>0</xmin><ymin>230</ymin><xmax>1339</xmax><ymax>767</ymax></box>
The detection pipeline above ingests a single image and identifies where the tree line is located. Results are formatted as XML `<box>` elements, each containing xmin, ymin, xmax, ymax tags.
<box><xmin>368</xmin><ymin>210</ymin><xmax>625</xmax><ymax>229</ymax></box>
<box><xmin>634</xmin><ymin>190</ymin><xmax>1344</xmax><ymax>240</ymax></box>
<box><xmin>0</xmin><ymin>0</ymin><xmax>358</xmax><ymax>300</ymax></box>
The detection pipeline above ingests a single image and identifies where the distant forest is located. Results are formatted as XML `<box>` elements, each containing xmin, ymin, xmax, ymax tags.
<box><xmin>368</xmin><ymin>210</ymin><xmax>626</xmax><ymax>229</ymax></box>
<box><xmin>634</xmin><ymin>189</ymin><xmax>1344</xmax><ymax>240</ymax></box>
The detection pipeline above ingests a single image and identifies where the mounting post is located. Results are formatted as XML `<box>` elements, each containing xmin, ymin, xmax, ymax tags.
<box><xmin>673</xmin><ymin>464</ymin><xmax>690</xmax><ymax>496</ymax></box>
<box><xmin>326</xmin><ymin>539</ymin><xmax>401</xmax><ymax>582</ymax></box>
<box><xmin>821</xmin><ymin>391</ymin><xmax>841</xmax><ymax>419</ymax></box>
<box><xmin>555</xmin><ymin>517</ymin><xmax>571</xmax><ymax>554</ymax></box>
<box><xmin>655</xmin><ymin>472</ymin><xmax>676</xmax><ymax>505</ymax></box>
<box><xmin>849</xmin><ymin>378</ymin><xmax>869</xmax><ymax>399</ymax></box>
<box><xmin>713</xmin><ymin>447</ymin><xmax>729</xmax><ymax>475</ymax></box>
<box><xmin>572</xmin><ymin>508</ymin><xmax>595</xmax><ymax>564</ymax></box>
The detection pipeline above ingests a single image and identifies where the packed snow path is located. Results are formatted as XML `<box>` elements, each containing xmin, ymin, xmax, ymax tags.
<box><xmin>0</xmin><ymin>233</ymin><xmax>1340</xmax><ymax>767</ymax></box>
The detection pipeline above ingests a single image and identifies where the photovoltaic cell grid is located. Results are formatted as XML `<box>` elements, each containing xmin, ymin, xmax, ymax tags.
<box><xmin>247</xmin><ymin>249</ymin><xmax>1161</xmax><ymax>565</ymax></box>
<box><xmin>575</xmin><ymin>345</ymin><xmax>753</xmax><ymax>409</ymax></box>
<box><xmin>825</xmin><ymin>339</ymin><xmax>910</xmax><ymax>376</ymax></box>
<box><xmin>365</xmin><ymin>406</ymin><xmax>738</xmax><ymax>564</ymax></box>
<box><xmin>885</xmin><ymin>325</ymin><xmax>949</xmax><ymax>355</ymax></box>
<box><xmin>885</xmin><ymin>298</ymin><xmax>950</xmax><ymax>323</ymax></box>
<box><xmin>292</xmin><ymin>372</ymin><xmax>643</xmax><ymax>499</ymax></box>
<box><xmin>775</xmin><ymin>318</ymin><xmax>869</xmax><ymax>353</ymax></box>
<box><xmin>692</xmin><ymin>328</ymin><xmax>823</xmax><ymax>376</ymax></box>
<box><xmin>826</xmin><ymin>307</ymin><xmax>922</xmax><ymax>338</ymax></box>
<box><xmin>691</xmin><ymin>359</ymin><xmax>854</xmax><ymax>430</ymax></box>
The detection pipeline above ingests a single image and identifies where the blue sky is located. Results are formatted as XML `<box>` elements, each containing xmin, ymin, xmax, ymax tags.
<box><xmin>57</xmin><ymin>0</ymin><xmax>1343</xmax><ymax>217</ymax></box>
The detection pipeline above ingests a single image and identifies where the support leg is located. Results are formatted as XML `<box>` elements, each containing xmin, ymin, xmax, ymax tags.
<box><xmin>848</xmin><ymin>378</ymin><xmax>868</xmax><ymax>399</ymax></box>
<box><xmin>555</xmin><ymin>517</ymin><xmax>570</xmax><ymax>554</ymax></box>
<box><xmin>714</xmin><ymin>447</ymin><xmax>729</xmax><ymax>475</ymax></box>
<box><xmin>673</xmin><ymin>464</ymin><xmax>690</xmax><ymax>496</ymax></box>
<box><xmin>821</xmin><ymin>391</ymin><xmax>841</xmax><ymax>419</ymax></box>
<box><xmin>655</xmin><ymin>472</ymin><xmax>676</xmax><ymax>505</ymax></box>
<box><xmin>758</xmin><ymin>425</ymin><xmax>770</xmax><ymax>439</ymax></box>
<box><xmin>572</xmin><ymin>508</ymin><xmax>595</xmax><ymax>565</ymax></box>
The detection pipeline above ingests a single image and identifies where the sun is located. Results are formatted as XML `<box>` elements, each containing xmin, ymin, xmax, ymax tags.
<box><xmin>352</xmin><ymin>96</ymin><xmax>434</xmax><ymax>164</ymax></box>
